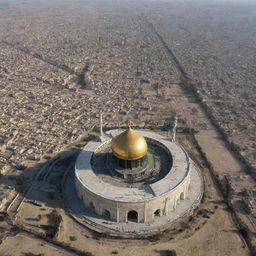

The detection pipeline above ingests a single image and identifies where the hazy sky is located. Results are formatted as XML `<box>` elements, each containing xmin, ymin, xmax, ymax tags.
<box><xmin>151</xmin><ymin>0</ymin><xmax>256</xmax><ymax>4</ymax></box>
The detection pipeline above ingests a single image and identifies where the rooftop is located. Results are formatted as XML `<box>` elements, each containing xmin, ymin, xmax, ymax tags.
<box><xmin>75</xmin><ymin>129</ymin><xmax>190</xmax><ymax>202</ymax></box>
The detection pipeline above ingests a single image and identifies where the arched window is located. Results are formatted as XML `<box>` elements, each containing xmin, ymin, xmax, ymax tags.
<box><xmin>89</xmin><ymin>202</ymin><xmax>95</xmax><ymax>211</ymax></box>
<box><xmin>154</xmin><ymin>209</ymin><xmax>161</xmax><ymax>217</ymax></box>
<box><xmin>180</xmin><ymin>192</ymin><xmax>184</xmax><ymax>200</ymax></box>
<box><xmin>127</xmin><ymin>210</ymin><xmax>138</xmax><ymax>222</ymax></box>
<box><xmin>103</xmin><ymin>209</ymin><xmax>111</xmax><ymax>219</ymax></box>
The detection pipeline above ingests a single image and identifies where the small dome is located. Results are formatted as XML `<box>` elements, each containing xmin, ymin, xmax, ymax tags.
<box><xmin>111</xmin><ymin>128</ymin><xmax>148</xmax><ymax>161</ymax></box>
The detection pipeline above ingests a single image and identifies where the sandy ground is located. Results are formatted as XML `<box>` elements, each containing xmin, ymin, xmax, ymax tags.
<box><xmin>162</xmin><ymin>84</ymin><xmax>244</xmax><ymax>177</ymax></box>
<box><xmin>195</xmin><ymin>130</ymin><xmax>243</xmax><ymax>176</ymax></box>
<box><xmin>56</xmin><ymin>205</ymin><xmax>249</xmax><ymax>256</ymax></box>
<box><xmin>0</xmin><ymin>234</ymin><xmax>69</xmax><ymax>256</ymax></box>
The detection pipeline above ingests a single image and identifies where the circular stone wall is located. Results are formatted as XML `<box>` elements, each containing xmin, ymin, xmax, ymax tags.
<box><xmin>74</xmin><ymin>129</ymin><xmax>201</xmax><ymax>225</ymax></box>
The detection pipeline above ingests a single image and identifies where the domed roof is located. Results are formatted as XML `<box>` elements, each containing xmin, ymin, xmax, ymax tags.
<box><xmin>111</xmin><ymin>128</ymin><xmax>148</xmax><ymax>161</ymax></box>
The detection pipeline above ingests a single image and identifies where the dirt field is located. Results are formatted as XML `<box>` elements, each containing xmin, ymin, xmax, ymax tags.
<box><xmin>162</xmin><ymin>84</ymin><xmax>244</xmax><ymax>176</ymax></box>
<box><xmin>56</xmin><ymin>203</ymin><xmax>249</xmax><ymax>256</ymax></box>
<box><xmin>0</xmin><ymin>234</ymin><xmax>68</xmax><ymax>256</ymax></box>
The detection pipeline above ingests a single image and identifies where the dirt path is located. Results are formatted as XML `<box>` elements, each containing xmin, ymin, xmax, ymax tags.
<box><xmin>195</xmin><ymin>129</ymin><xmax>243</xmax><ymax>176</ymax></box>
<box><xmin>163</xmin><ymin>84</ymin><xmax>242</xmax><ymax>175</ymax></box>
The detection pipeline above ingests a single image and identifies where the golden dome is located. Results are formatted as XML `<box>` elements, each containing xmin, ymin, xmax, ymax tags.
<box><xmin>111</xmin><ymin>128</ymin><xmax>148</xmax><ymax>161</ymax></box>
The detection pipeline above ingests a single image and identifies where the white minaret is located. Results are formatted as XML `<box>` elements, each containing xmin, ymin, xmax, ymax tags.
<box><xmin>172</xmin><ymin>115</ymin><xmax>178</xmax><ymax>142</ymax></box>
<box><xmin>100</xmin><ymin>111</ymin><xmax>104</xmax><ymax>141</ymax></box>
<box><xmin>168</xmin><ymin>128</ymin><xmax>171</xmax><ymax>138</ymax></box>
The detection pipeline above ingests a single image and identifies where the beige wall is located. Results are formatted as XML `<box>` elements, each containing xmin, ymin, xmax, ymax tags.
<box><xmin>75</xmin><ymin>174</ymin><xmax>190</xmax><ymax>223</ymax></box>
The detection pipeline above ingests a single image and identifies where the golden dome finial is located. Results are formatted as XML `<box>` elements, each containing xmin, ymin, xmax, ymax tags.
<box><xmin>126</xmin><ymin>117</ymin><xmax>133</xmax><ymax>129</ymax></box>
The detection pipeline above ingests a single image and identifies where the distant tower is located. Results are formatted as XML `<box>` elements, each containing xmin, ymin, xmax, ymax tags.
<box><xmin>172</xmin><ymin>115</ymin><xmax>178</xmax><ymax>142</ymax></box>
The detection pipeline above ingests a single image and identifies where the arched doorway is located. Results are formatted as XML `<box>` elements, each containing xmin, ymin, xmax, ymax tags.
<box><xmin>103</xmin><ymin>209</ymin><xmax>111</xmax><ymax>219</ymax></box>
<box><xmin>180</xmin><ymin>192</ymin><xmax>184</xmax><ymax>200</ymax></box>
<box><xmin>89</xmin><ymin>202</ymin><xmax>95</xmax><ymax>211</ymax></box>
<box><xmin>154</xmin><ymin>209</ymin><xmax>161</xmax><ymax>217</ymax></box>
<box><xmin>127</xmin><ymin>210</ymin><xmax>138</xmax><ymax>222</ymax></box>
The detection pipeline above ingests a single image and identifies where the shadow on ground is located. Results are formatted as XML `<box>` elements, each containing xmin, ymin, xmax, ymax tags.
<box><xmin>2</xmin><ymin>149</ymin><xmax>79</xmax><ymax>209</ymax></box>
<box><xmin>154</xmin><ymin>249</ymin><xmax>177</xmax><ymax>256</ymax></box>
